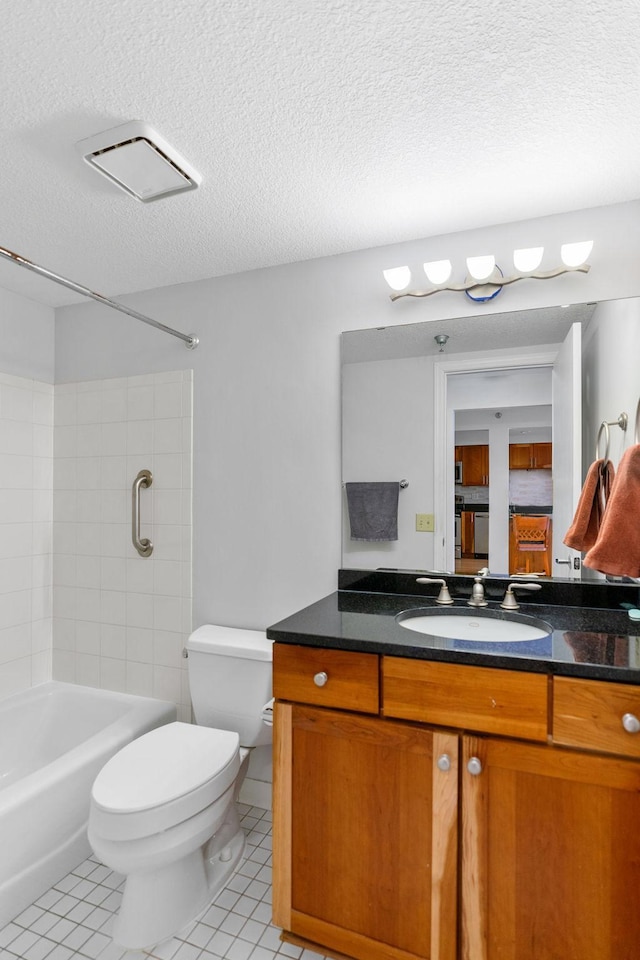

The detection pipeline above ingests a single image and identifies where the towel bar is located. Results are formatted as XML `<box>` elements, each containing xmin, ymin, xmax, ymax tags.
<box><xmin>595</xmin><ymin>412</ymin><xmax>628</xmax><ymax>462</ymax></box>
<box><xmin>342</xmin><ymin>479</ymin><xmax>409</xmax><ymax>489</ymax></box>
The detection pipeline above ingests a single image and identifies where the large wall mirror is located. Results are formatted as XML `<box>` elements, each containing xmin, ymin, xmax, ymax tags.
<box><xmin>341</xmin><ymin>297</ymin><xmax>640</xmax><ymax>583</ymax></box>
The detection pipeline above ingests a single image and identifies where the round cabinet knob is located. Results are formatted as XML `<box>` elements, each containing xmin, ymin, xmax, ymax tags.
<box><xmin>313</xmin><ymin>671</ymin><xmax>328</xmax><ymax>687</ymax></box>
<box><xmin>622</xmin><ymin>712</ymin><xmax>640</xmax><ymax>734</ymax></box>
<box><xmin>467</xmin><ymin>756</ymin><xmax>483</xmax><ymax>776</ymax></box>
<box><xmin>437</xmin><ymin>754</ymin><xmax>451</xmax><ymax>772</ymax></box>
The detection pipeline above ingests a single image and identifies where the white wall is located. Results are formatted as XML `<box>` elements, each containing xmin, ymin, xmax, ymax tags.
<box><xmin>0</xmin><ymin>285</ymin><xmax>55</xmax><ymax>383</ymax></box>
<box><xmin>0</xmin><ymin>373</ymin><xmax>53</xmax><ymax>697</ymax></box>
<box><xmin>0</xmin><ymin>289</ymin><xmax>54</xmax><ymax>697</ymax></box>
<box><xmin>342</xmin><ymin>355</ymin><xmax>434</xmax><ymax>570</ymax></box>
<box><xmin>448</xmin><ymin>368</ymin><xmax>552</xmax><ymax>409</ymax></box>
<box><xmin>582</xmin><ymin>297</ymin><xmax>640</xmax><ymax>473</ymax></box>
<box><xmin>53</xmin><ymin>200</ymin><xmax>640</xmax><ymax>630</ymax></box>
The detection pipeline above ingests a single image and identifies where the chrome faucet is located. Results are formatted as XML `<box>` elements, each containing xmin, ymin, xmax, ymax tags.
<box><xmin>416</xmin><ymin>577</ymin><xmax>454</xmax><ymax>605</ymax></box>
<box><xmin>500</xmin><ymin>581</ymin><xmax>542</xmax><ymax>609</ymax></box>
<box><xmin>467</xmin><ymin>567</ymin><xmax>489</xmax><ymax>607</ymax></box>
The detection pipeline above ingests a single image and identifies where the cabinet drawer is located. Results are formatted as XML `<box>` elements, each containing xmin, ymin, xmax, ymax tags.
<box><xmin>382</xmin><ymin>658</ymin><xmax>549</xmax><ymax>741</ymax></box>
<box><xmin>273</xmin><ymin>644</ymin><xmax>379</xmax><ymax>713</ymax></box>
<box><xmin>553</xmin><ymin>676</ymin><xmax>640</xmax><ymax>759</ymax></box>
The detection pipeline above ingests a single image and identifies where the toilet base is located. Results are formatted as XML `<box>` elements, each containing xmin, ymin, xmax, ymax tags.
<box><xmin>112</xmin><ymin>826</ymin><xmax>246</xmax><ymax>950</ymax></box>
<box><xmin>109</xmin><ymin>754</ymin><xmax>251</xmax><ymax>951</ymax></box>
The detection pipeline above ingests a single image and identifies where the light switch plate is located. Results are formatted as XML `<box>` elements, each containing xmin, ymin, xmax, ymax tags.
<box><xmin>416</xmin><ymin>513</ymin><xmax>434</xmax><ymax>532</ymax></box>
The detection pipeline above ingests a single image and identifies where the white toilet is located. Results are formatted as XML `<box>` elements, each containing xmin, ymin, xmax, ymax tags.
<box><xmin>88</xmin><ymin>624</ymin><xmax>273</xmax><ymax>950</ymax></box>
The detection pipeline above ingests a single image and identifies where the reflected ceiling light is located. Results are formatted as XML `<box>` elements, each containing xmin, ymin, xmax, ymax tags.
<box><xmin>466</xmin><ymin>255</ymin><xmax>495</xmax><ymax>281</ymax></box>
<box><xmin>423</xmin><ymin>259</ymin><xmax>452</xmax><ymax>284</ymax></box>
<box><xmin>384</xmin><ymin>242</ymin><xmax>593</xmax><ymax>303</ymax></box>
<box><xmin>76</xmin><ymin>120</ymin><xmax>202</xmax><ymax>203</ymax></box>
<box><xmin>382</xmin><ymin>265</ymin><xmax>412</xmax><ymax>291</ymax></box>
<box><xmin>560</xmin><ymin>240</ymin><xmax>593</xmax><ymax>267</ymax></box>
<box><xmin>513</xmin><ymin>246</ymin><xmax>544</xmax><ymax>272</ymax></box>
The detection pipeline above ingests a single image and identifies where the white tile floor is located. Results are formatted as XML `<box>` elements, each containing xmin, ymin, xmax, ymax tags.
<box><xmin>0</xmin><ymin>806</ymin><xmax>329</xmax><ymax>960</ymax></box>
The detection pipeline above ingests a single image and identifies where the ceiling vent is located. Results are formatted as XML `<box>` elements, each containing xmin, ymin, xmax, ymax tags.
<box><xmin>76</xmin><ymin>121</ymin><xmax>202</xmax><ymax>203</ymax></box>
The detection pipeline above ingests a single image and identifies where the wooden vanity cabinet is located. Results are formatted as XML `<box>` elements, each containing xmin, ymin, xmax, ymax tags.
<box><xmin>273</xmin><ymin>643</ymin><xmax>458</xmax><ymax>960</ymax></box>
<box><xmin>273</xmin><ymin>645</ymin><xmax>640</xmax><ymax>960</ymax></box>
<box><xmin>273</xmin><ymin>702</ymin><xmax>458</xmax><ymax>960</ymax></box>
<box><xmin>460</xmin><ymin>735</ymin><xmax>640</xmax><ymax>960</ymax></box>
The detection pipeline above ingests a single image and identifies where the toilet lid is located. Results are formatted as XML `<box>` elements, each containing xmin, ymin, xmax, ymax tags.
<box><xmin>92</xmin><ymin>722</ymin><xmax>240</xmax><ymax>814</ymax></box>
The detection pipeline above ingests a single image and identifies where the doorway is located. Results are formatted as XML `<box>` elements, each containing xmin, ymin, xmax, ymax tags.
<box><xmin>453</xmin><ymin>404</ymin><xmax>552</xmax><ymax>575</ymax></box>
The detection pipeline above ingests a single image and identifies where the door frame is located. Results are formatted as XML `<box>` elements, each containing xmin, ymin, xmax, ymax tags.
<box><xmin>432</xmin><ymin>350</ymin><xmax>558</xmax><ymax>573</ymax></box>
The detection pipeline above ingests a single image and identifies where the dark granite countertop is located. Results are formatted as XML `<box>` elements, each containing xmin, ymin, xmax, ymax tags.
<box><xmin>267</xmin><ymin>574</ymin><xmax>640</xmax><ymax>684</ymax></box>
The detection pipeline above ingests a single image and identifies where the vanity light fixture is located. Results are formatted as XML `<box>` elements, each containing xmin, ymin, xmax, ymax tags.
<box><xmin>76</xmin><ymin>121</ymin><xmax>202</xmax><ymax>203</ymax></box>
<box><xmin>384</xmin><ymin>241</ymin><xmax>593</xmax><ymax>302</ymax></box>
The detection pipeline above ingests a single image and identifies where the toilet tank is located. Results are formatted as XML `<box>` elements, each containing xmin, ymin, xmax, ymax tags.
<box><xmin>186</xmin><ymin>624</ymin><xmax>273</xmax><ymax>747</ymax></box>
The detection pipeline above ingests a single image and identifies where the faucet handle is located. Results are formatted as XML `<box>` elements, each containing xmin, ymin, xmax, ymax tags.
<box><xmin>501</xmin><ymin>581</ymin><xmax>542</xmax><ymax>610</ymax></box>
<box><xmin>416</xmin><ymin>577</ymin><xmax>454</xmax><ymax>605</ymax></box>
<box><xmin>477</xmin><ymin>566</ymin><xmax>490</xmax><ymax>578</ymax></box>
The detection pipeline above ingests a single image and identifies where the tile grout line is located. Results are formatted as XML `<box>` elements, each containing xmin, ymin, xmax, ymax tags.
<box><xmin>0</xmin><ymin>806</ymin><xmax>328</xmax><ymax>960</ymax></box>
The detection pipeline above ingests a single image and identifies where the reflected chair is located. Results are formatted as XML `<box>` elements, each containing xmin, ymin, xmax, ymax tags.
<box><xmin>511</xmin><ymin>515</ymin><xmax>552</xmax><ymax>576</ymax></box>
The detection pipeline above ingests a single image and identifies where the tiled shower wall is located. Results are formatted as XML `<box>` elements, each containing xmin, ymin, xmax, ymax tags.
<box><xmin>52</xmin><ymin>370</ymin><xmax>193</xmax><ymax>720</ymax></box>
<box><xmin>0</xmin><ymin>373</ymin><xmax>53</xmax><ymax>699</ymax></box>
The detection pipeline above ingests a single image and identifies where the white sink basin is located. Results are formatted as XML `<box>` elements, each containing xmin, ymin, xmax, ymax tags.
<box><xmin>397</xmin><ymin>611</ymin><xmax>551</xmax><ymax>643</ymax></box>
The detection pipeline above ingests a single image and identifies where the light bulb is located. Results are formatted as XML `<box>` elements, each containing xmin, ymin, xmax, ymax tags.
<box><xmin>466</xmin><ymin>255</ymin><xmax>495</xmax><ymax>281</ymax></box>
<box><xmin>560</xmin><ymin>241</ymin><xmax>593</xmax><ymax>268</ymax></box>
<box><xmin>423</xmin><ymin>259</ymin><xmax>452</xmax><ymax>285</ymax></box>
<box><xmin>382</xmin><ymin>266</ymin><xmax>411</xmax><ymax>291</ymax></box>
<box><xmin>513</xmin><ymin>246</ymin><xmax>544</xmax><ymax>272</ymax></box>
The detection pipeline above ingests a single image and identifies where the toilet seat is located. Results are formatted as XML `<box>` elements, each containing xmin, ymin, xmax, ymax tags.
<box><xmin>90</xmin><ymin>722</ymin><xmax>240</xmax><ymax>841</ymax></box>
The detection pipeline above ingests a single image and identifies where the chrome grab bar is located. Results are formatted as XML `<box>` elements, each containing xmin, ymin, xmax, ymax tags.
<box><xmin>132</xmin><ymin>469</ymin><xmax>153</xmax><ymax>557</ymax></box>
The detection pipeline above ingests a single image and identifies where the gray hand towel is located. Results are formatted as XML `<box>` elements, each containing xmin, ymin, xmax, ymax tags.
<box><xmin>345</xmin><ymin>482</ymin><xmax>400</xmax><ymax>541</ymax></box>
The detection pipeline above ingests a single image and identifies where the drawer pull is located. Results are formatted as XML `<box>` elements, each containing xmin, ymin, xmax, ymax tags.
<box><xmin>313</xmin><ymin>671</ymin><xmax>329</xmax><ymax>687</ymax></box>
<box><xmin>437</xmin><ymin>753</ymin><xmax>451</xmax><ymax>772</ymax></box>
<box><xmin>467</xmin><ymin>756</ymin><xmax>483</xmax><ymax>776</ymax></box>
<box><xmin>622</xmin><ymin>712</ymin><xmax>640</xmax><ymax>734</ymax></box>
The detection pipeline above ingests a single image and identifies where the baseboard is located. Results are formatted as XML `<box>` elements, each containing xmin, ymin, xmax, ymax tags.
<box><xmin>239</xmin><ymin>777</ymin><xmax>272</xmax><ymax>810</ymax></box>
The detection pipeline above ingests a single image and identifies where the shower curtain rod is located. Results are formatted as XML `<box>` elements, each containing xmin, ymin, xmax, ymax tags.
<box><xmin>0</xmin><ymin>246</ymin><xmax>199</xmax><ymax>349</ymax></box>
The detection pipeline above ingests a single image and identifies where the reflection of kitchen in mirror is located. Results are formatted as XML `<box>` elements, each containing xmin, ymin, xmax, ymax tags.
<box><xmin>453</xmin><ymin>399</ymin><xmax>553</xmax><ymax>577</ymax></box>
<box><xmin>342</xmin><ymin>296</ymin><xmax>640</xmax><ymax>581</ymax></box>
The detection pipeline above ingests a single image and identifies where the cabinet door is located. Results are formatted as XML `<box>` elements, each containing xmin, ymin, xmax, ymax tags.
<box><xmin>461</xmin><ymin>736</ymin><xmax>640</xmax><ymax>960</ymax></box>
<box><xmin>461</xmin><ymin>510</ymin><xmax>475</xmax><ymax>557</ymax></box>
<box><xmin>532</xmin><ymin>441</ymin><xmax>552</xmax><ymax>468</ymax></box>
<box><xmin>273</xmin><ymin>703</ymin><xmax>458</xmax><ymax>960</ymax></box>
<box><xmin>508</xmin><ymin>443</ymin><xmax>532</xmax><ymax>469</ymax></box>
<box><xmin>462</xmin><ymin>445</ymin><xmax>489</xmax><ymax>485</ymax></box>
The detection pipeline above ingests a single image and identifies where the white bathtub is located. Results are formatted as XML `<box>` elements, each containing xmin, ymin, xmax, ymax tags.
<box><xmin>0</xmin><ymin>681</ymin><xmax>176</xmax><ymax>928</ymax></box>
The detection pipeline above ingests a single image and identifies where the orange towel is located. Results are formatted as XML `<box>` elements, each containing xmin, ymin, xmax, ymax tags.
<box><xmin>583</xmin><ymin>445</ymin><xmax>640</xmax><ymax>577</ymax></box>
<box><xmin>563</xmin><ymin>458</ymin><xmax>614</xmax><ymax>551</ymax></box>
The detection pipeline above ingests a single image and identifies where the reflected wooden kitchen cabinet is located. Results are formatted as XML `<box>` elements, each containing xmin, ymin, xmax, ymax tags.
<box><xmin>459</xmin><ymin>444</ymin><xmax>489</xmax><ymax>485</ymax></box>
<box><xmin>509</xmin><ymin>441</ymin><xmax>552</xmax><ymax>469</ymax></box>
<box><xmin>461</xmin><ymin>511</ymin><xmax>475</xmax><ymax>558</ymax></box>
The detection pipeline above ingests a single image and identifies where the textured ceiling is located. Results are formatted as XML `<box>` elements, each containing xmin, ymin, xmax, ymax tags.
<box><xmin>1</xmin><ymin>0</ymin><xmax>639</xmax><ymax>306</ymax></box>
<box><xmin>341</xmin><ymin>304</ymin><xmax>597</xmax><ymax>362</ymax></box>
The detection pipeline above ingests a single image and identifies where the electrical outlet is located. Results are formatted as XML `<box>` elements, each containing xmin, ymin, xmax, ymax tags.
<box><xmin>416</xmin><ymin>513</ymin><xmax>434</xmax><ymax>532</ymax></box>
